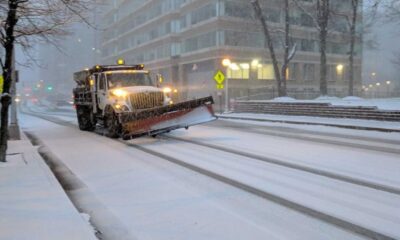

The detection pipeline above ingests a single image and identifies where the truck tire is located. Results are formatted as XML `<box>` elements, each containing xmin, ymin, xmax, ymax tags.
<box><xmin>105</xmin><ymin>109</ymin><xmax>121</xmax><ymax>138</ymax></box>
<box><xmin>76</xmin><ymin>105</ymin><xmax>95</xmax><ymax>131</ymax></box>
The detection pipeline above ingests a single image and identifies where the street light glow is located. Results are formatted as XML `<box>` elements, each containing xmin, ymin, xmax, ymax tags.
<box><xmin>386</xmin><ymin>81</ymin><xmax>391</xmax><ymax>85</ymax></box>
<box><xmin>229</xmin><ymin>63</ymin><xmax>240</xmax><ymax>71</ymax></box>
<box><xmin>251</xmin><ymin>59</ymin><xmax>259</xmax><ymax>68</ymax></box>
<box><xmin>222</xmin><ymin>58</ymin><xmax>231</xmax><ymax>67</ymax></box>
<box><xmin>336</xmin><ymin>64</ymin><xmax>344</xmax><ymax>74</ymax></box>
<box><xmin>376</xmin><ymin>82</ymin><xmax>381</xmax><ymax>86</ymax></box>
<box><xmin>240</xmin><ymin>63</ymin><xmax>250</xmax><ymax>69</ymax></box>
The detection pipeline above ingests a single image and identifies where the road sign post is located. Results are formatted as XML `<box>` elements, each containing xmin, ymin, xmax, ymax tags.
<box><xmin>214</xmin><ymin>70</ymin><xmax>226</xmax><ymax>113</ymax></box>
<box><xmin>217</xmin><ymin>91</ymin><xmax>223</xmax><ymax>114</ymax></box>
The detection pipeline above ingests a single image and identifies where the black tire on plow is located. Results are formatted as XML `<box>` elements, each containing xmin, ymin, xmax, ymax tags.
<box><xmin>76</xmin><ymin>105</ymin><xmax>96</xmax><ymax>131</ymax></box>
<box><xmin>105</xmin><ymin>108</ymin><xmax>121</xmax><ymax>138</ymax></box>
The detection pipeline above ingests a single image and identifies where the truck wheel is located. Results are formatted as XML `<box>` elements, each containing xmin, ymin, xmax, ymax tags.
<box><xmin>77</xmin><ymin>105</ymin><xmax>95</xmax><ymax>131</ymax></box>
<box><xmin>105</xmin><ymin>110</ymin><xmax>121</xmax><ymax>138</ymax></box>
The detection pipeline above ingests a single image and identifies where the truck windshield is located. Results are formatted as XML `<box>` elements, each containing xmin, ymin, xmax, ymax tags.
<box><xmin>106</xmin><ymin>72</ymin><xmax>153</xmax><ymax>88</ymax></box>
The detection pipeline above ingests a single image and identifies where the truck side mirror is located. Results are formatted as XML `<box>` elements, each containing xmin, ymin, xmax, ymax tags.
<box><xmin>156</xmin><ymin>74</ymin><xmax>163</xmax><ymax>84</ymax></box>
<box><xmin>156</xmin><ymin>74</ymin><xmax>164</xmax><ymax>88</ymax></box>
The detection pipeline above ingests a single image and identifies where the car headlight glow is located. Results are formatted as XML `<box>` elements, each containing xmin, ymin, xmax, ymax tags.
<box><xmin>112</xmin><ymin>89</ymin><xmax>127</xmax><ymax>97</ymax></box>
<box><xmin>163</xmin><ymin>87</ymin><xmax>172</xmax><ymax>94</ymax></box>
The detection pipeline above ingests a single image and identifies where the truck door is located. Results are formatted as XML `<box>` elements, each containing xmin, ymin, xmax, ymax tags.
<box><xmin>97</xmin><ymin>73</ymin><xmax>107</xmax><ymax>111</ymax></box>
<box><xmin>89</xmin><ymin>75</ymin><xmax>97</xmax><ymax>113</ymax></box>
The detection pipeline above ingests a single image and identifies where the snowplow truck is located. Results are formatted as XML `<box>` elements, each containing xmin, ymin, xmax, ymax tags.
<box><xmin>73</xmin><ymin>64</ymin><xmax>216</xmax><ymax>139</ymax></box>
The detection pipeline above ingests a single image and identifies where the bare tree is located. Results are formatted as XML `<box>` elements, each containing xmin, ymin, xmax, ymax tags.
<box><xmin>392</xmin><ymin>52</ymin><xmax>400</xmax><ymax>68</ymax></box>
<box><xmin>251</xmin><ymin>0</ymin><xmax>296</xmax><ymax>97</ymax></box>
<box><xmin>336</xmin><ymin>0</ymin><xmax>360</xmax><ymax>96</ymax></box>
<box><xmin>0</xmin><ymin>0</ymin><xmax>92</xmax><ymax>162</ymax></box>
<box><xmin>294</xmin><ymin>0</ymin><xmax>330</xmax><ymax>96</ymax></box>
<box><xmin>316</xmin><ymin>0</ymin><xmax>330</xmax><ymax>96</ymax></box>
<box><xmin>347</xmin><ymin>0</ymin><xmax>359</xmax><ymax>96</ymax></box>
<box><xmin>333</xmin><ymin>0</ymin><xmax>381</xmax><ymax>96</ymax></box>
<box><xmin>380</xmin><ymin>0</ymin><xmax>400</xmax><ymax>69</ymax></box>
<box><xmin>384</xmin><ymin>0</ymin><xmax>400</xmax><ymax>21</ymax></box>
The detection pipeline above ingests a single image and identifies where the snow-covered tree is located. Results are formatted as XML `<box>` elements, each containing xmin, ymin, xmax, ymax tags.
<box><xmin>331</xmin><ymin>0</ymin><xmax>361</xmax><ymax>96</ymax></box>
<box><xmin>251</xmin><ymin>0</ymin><xmax>297</xmax><ymax>97</ymax></box>
<box><xmin>0</xmin><ymin>0</ymin><xmax>92</xmax><ymax>162</ymax></box>
<box><xmin>294</xmin><ymin>0</ymin><xmax>331</xmax><ymax>96</ymax></box>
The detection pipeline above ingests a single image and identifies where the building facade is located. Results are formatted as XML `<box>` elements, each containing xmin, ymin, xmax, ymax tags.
<box><xmin>101</xmin><ymin>0</ymin><xmax>363</xmax><ymax>101</ymax></box>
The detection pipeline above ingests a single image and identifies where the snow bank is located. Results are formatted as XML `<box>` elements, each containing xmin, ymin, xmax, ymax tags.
<box><xmin>270</xmin><ymin>96</ymin><xmax>297</xmax><ymax>102</ymax></box>
<box><xmin>80</xmin><ymin>213</ymin><xmax>99</xmax><ymax>236</ymax></box>
<box><xmin>240</xmin><ymin>97</ymin><xmax>400</xmax><ymax>110</ymax></box>
<box><xmin>314</xmin><ymin>96</ymin><xmax>341</xmax><ymax>101</ymax></box>
<box><xmin>342</xmin><ymin>96</ymin><xmax>363</xmax><ymax>101</ymax></box>
<box><xmin>330</xmin><ymin>98</ymin><xmax>400</xmax><ymax>110</ymax></box>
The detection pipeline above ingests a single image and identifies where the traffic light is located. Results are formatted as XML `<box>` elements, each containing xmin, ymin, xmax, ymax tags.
<box><xmin>46</xmin><ymin>85</ymin><xmax>53</xmax><ymax>91</ymax></box>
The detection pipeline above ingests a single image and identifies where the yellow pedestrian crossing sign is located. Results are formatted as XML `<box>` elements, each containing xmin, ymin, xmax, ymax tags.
<box><xmin>216</xmin><ymin>84</ymin><xmax>224</xmax><ymax>89</ymax></box>
<box><xmin>214</xmin><ymin>70</ymin><xmax>225</xmax><ymax>84</ymax></box>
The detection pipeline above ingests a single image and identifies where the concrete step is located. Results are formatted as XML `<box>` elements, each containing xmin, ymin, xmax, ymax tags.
<box><xmin>233</xmin><ymin>102</ymin><xmax>400</xmax><ymax>122</ymax></box>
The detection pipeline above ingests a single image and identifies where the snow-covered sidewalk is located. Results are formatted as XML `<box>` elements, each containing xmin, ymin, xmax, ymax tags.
<box><xmin>0</xmin><ymin>136</ymin><xmax>97</xmax><ymax>240</ymax></box>
<box><xmin>218</xmin><ymin>113</ymin><xmax>400</xmax><ymax>131</ymax></box>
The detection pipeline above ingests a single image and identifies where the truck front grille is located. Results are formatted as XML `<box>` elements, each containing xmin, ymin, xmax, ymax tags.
<box><xmin>130</xmin><ymin>92</ymin><xmax>164</xmax><ymax>109</ymax></box>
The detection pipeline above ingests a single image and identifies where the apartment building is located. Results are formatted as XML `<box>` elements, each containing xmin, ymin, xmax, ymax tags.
<box><xmin>101</xmin><ymin>0</ymin><xmax>363</xmax><ymax>100</ymax></box>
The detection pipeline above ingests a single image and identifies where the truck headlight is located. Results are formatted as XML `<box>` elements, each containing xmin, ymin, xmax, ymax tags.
<box><xmin>163</xmin><ymin>87</ymin><xmax>172</xmax><ymax>94</ymax></box>
<box><xmin>114</xmin><ymin>103</ymin><xmax>129</xmax><ymax>112</ymax></box>
<box><xmin>111</xmin><ymin>89</ymin><xmax>127</xmax><ymax>97</ymax></box>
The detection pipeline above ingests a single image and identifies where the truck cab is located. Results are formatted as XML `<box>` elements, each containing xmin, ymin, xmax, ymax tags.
<box><xmin>95</xmin><ymin>69</ymin><xmax>171</xmax><ymax>114</ymax></box>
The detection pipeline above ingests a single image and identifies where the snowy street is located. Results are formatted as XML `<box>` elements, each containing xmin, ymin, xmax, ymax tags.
<box><xmin>3</xmin><ymin>0</ymin><xmax>400</xmax><ymax>239</ymax></box>
<box><xmin>17</xmin><ymin>107</ymin><xmax>400</xmax><ymax>240</ymax></box>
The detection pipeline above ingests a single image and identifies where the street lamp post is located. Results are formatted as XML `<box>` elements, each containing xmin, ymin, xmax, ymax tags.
<box><xmin>386</xmin><ymin>81</ymin><xmax>391</xmax><ymax>97</ymax></box>
<box><xmin>376</xmin><ymin>82</ymin><xmax>381</xmax><ymax>98</ymax></box>
<box><xmin>222</xmin><ymin>58</ymin><xmax>231</xmax><ymax>112</ymax></box>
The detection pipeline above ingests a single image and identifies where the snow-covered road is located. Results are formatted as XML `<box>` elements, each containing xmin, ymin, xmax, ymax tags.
<box><xmin>19</xmin><ymin>108</ymin><xmax>400</xmax><ymax>240</ymax></box>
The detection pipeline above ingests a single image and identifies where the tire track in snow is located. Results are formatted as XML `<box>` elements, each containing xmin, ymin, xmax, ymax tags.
<box><xmin>165</xmin><ymin>135</ymin><xmax>400</xmax><ymax>196</ymax></box>
<box><xmin>123</xmin><ymin>140</ymin><xmax>397</xmax><ymax>240</ymax></box>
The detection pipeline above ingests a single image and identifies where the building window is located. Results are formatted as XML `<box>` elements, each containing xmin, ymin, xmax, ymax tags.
<box><xmin>258</xmin><ymin>64</ymin><xmax>275</xmax><ymax>80</ymax></box>
<box><xmin>171</xmin><ymin>20</ymin><xmax>180</xmax><ymax>33</ymax></box>
<box><xmin>183</xmin><ymin>31</ymin><xmax>217</xmax><ymax>53</ymax></box>
<box><xmin>300</xmin><ymin>13</ymin><xmax>314</xmax><ymax>27</ymax></box>
<box><xmin>191</xmin><ymin>3</ymin><xmax>217</xmax><ymax>25</ymax></box>
<box><xmin>180</xmin><ymin>15</ymin><xmax>187</xmax><ymax>29</ymax></box>
<box><xmin>225</xmin><ymin>1</ymin><xmax>253</xmax><ymax>19</ymax></box>
<box><xmin>224</xmin><ymin>30</ymin><xmax>263</xmax><ymax>48</ymax></box>
<box><xmin>265</xmin><ymin>8</ymin><xmax>281</xmax><ymax>23</ymax></box>
<box><xmin>287</xmin><ymin>63</ymin><xmax>298</xmax><ymax>81</ymax></box>
<box><xmin>227</xmin><ymin>67</ymin><xmax>249</xmax><ymax>79</ymax></box>
<box><xmin>171</xmin><ymin>42</ymin><xmax>181</xmax><ymax>56</ymax></box>
<box><xmin>303</xmin><ymin>64</ymin><xmax>315</xmax><ymax>82</ymax></box>
<box><xmin>328</xmin><ymin>65</ymin><xmax>337</xmax><ymax>82</ymax></box>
